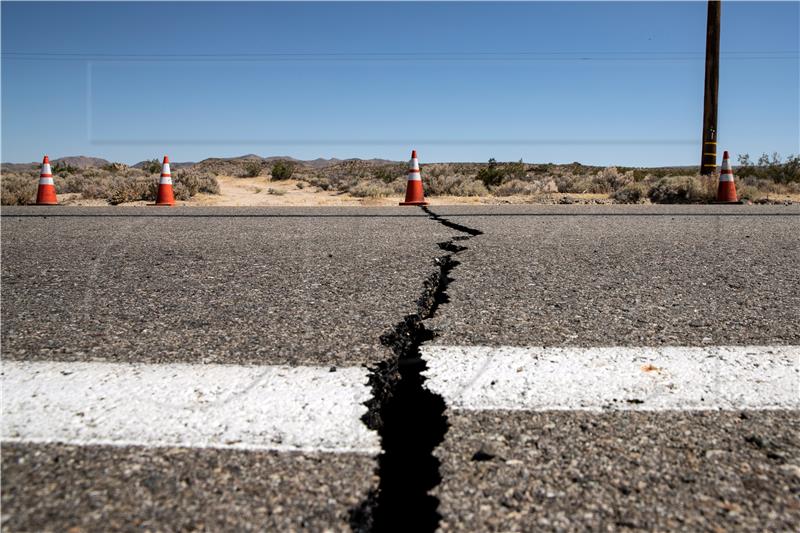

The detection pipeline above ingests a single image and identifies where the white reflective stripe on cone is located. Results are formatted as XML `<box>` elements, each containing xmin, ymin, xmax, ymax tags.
<box><xmin>719</xmin><ymin>175</ymin><xmax>734</xmax><ymax>182</ymax></box>
<box><xmin>41</xmin><ymin>164</ymin><xmax>52</xmax><ymax>175</ymax></box>
<box><xmin>161</xmin><ymin>163</ymin><xmax>171</xmax><ymax>175</ymax></box>
<box><xmin>721</xmin><ymin>160</ymin><xmax>732</xmax><ymax>171</ymax></box>
<box><xmin>407</xmin><ymin>174</ymin><xmax>422</xmax><ymax>181</ymax></box>
<box><xmin>159</xmin><ymin>176</ymin><xmax>173</xmax><ymax>185</ymax></box>
<box><xmin>38</xmin><ymin>177</ymin><xmax>54</xmax><ymax>185</ymax></box>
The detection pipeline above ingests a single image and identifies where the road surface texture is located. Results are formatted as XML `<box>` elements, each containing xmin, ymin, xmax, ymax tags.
<box><xmin>2</xmin><ymin>205</ymin><xmax>799</xmax><ymax>532</ymax></box>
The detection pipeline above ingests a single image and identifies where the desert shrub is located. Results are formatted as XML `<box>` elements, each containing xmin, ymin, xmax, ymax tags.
<box><xmin>505</xmin><ymin>159</ymin><xmax>526</xmax><ymax>181</ymax></box>
<box><xmin>169</xmin><ymin>171</ymin><xmax>219</xmax><ymax>198</ymax></box>
<box><xmin>425</xmin><ymin>173</ymin><xmax>489</xmax><ymax>196</ymax></box>
<box><xmin>554</xmin><ymin>172</ymin><xmax>593</xmax><ymax>193</ymax></box>
<box><xmin>390</xmin><ymin>177</ymin><xmax>408</xmax><ymax>194</ymax></box>
<box><xmin>453</xmin><ymin>179</ymin><xmax>490</xmax><ymax>196</ymax></box>
<box><xmin>267</xmin><ymin>188</ymin><xmax>286</xmax><ymax>196</ymax></box>
<box><xmin>475</xmin><ymin>158</ymin><xmax>526</xmax><ymax>187</ymax></box>
<box><xmin>494</xmin><ymin>179</ymin><xmax>538</xmax><ymax>196</ymax></box>
<box><xmin>591</xmin><ymin>167</ymin><xmax>634</xmax><ymax>193</ymax></box>
<box><xmin>176</xmin><ymin>171</ymin><xmax>200</xmax><ymax>195</ymax></box>
<box><xmin>372</xmin><ymin>165</ymin><xmax>405</xmax><ymax>183</ymax></box>
<box><xmin>737</xmin><ymin>153</ymin><xmax>800</xmax><ymax>184</ymax></box>
<box><xmin>52</xmin><ymin>161</ymin><xmax>78</xmax><ymax>175</ymax></box>
<box><xmin>242</xmin><ymin>161</ymin><xmax>262</xmax><ymax>177</ymax></box>
<box><xmin>647</xmin><ymin>176</ymin><xmax>714</xmax><ymax>204</ymax></box>
<box><xmin>349</xmin><ymin>181</ymin><xmax>393</xmax><ymax>198</ymax></box>
<box><xmin>304</xmin><ymin>160</ymin><xmax>370</xmax><ymax>192</ymax></box>
<box><xmin>172</xmin><ymin>182</ymin><xmax>191</xmax><ymax>201</ymax></box>
<box><xmin>1</xmin><ymin>174</ymin><xmax>38</xmax><ymax>205</ymax></box>
<box><xmin>271</xmin><ymin>160</ymin><xmax>294</xmax><ymax>180</ymax></box>
<box><xmin>141</xmin><ymin>159</ymin><xmax>162</xmax><ymax>174</ymax></box>
<box><xmin>57</xmin><ymin>171</ymin><xmax>112</xmax><ymax>198</ymax></box>
<box><xmin>107</xmin><ymin>177</ymin><xmax>154</xmax><ymax>205</ymax></box>
<box><xmin>198</xmin><ymin>174</ymin><xmax>220</xmax><ymax>194</ymax></box>
<box><xmin>476</xmin><ymin>158</ymin><xmax>505</xmax><ymax>187</ymax></box>
<box><xmin>612</xmin><ymin>182</ymin><xmax>649</xmax><ymax>204</ymax></box>
<box><xmin>103</xmin><ymin>162</ymin><xmax>128</xmax><ymax>173</ymax></box>
<box><xmin>307</xmin><ymin>174</ymin><xmax>331</xmax><ymax>190</ymax></box>
<box><xmin>735</xmin><ymin>184</ymin><xmax>763</xmax><ymax>201</ymax></box>
<box><xmin>79</xmin><ymin>181</ymin><xmax>110</xmax><ymax>199</ymax></box>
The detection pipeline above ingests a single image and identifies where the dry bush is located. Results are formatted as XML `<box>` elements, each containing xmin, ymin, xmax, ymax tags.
<box><xmin>305</xmin><ymin>173</ymin><xmax>332</xmax><ymax>191</ymax></box>
<box><xmin>648</xmin><ymin>176</ymin><xmax>715</xmax><ymax>204</ymax></box>
<box><xmin>306</xmin><ymin>161</ymin><xmax>365</xmax><ymax>192</ymax></box>
<box><xmin>592</xmin><ymin>167</ymin><xmax>634</xmax><ymax>193</ymax></box>
<box><xmin>554</xmin><ymin>172</ymin><xmax>593</xmax><ymax>193</ymax></box>
<box><xmin>494</xmin><ymin>179</ymin><xmax>539</xmax><ymax>196</ymax></box>
<box><xmin>372</xmin><ymin>164</ymin><xmax>406</xmax><ymax>183</ymax></box>
<box><xmin>270</xmin><ymin>160</ymin><xmax>295</xmax><ymax>180</ymax></box>
<box><xmin>174</xmin><ymin>171</ymin><xmax>220</xmax><ymax>195</ymax></box>
<box><xmin>451</xmin><ymin>179</ymin><xmax>489</xmax><ymax>196</ymax></box>
<box><xmin>241</xmin><ymin>161</ymin><xmax>262</xmax><ymax>177</ymax></box>
<box><xmin>735</xmin><ymin>184</ymin><xmax>762</xmax><ymax>201</ymax></box>
<box><xmin>349</xmin><ymin>181</ymin><xmax>394</xmax><ymax>198</ymax></box>
<box><xmin>108</xmin><ymin>178</ymin><xmax>154</xmax><ymax>205</ymax></box>
<box><xmin>60</xmin><ymin>172</ymin><xmax>115</xmax><ymax>197</ymax></box>
<box><xmin>611</xmin><ymin>182</ymin><xmax>649</xmax><ymax>204</ymax></box>
<box><xmin>425</xmin><ymin>173</ymin><xmax>488</xmax><ymax>196</ymax></box>
<box><xmin>1</xmin><ymin>174</ymin><xmax>38</xmax><ymax>205</ymax></box>
<box><xmin>389</xmin><ymin>178</ymin><xmax>407</xmax><ymax>194</ymax></box>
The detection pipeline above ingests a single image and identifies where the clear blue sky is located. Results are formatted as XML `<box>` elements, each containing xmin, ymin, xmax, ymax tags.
<box><xmin>2</xmin><ymin>1</ymin><xmax>798</xmax><ymax>166</ymax></box>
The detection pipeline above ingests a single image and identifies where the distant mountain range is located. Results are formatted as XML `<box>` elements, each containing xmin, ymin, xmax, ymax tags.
<box><xmin>2</xmin><ymin>154</ymin><xmax>399</xmax><ymax>171</ymax></box>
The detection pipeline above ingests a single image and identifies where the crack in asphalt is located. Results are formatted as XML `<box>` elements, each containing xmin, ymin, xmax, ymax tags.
<box><xmin>350</xmin><ymin>207</ymin><xmax>483</xmax><ymax>532</ymax></box>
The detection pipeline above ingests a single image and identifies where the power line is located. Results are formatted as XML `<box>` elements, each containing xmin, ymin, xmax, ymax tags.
<box><xmin>2</xmin><ymin>51</ymin><xmax>797</xmax><ymax>62</ymax></box>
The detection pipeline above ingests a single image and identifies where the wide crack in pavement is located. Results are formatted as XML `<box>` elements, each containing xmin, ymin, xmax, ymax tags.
<box><xmin>350</xmin><ymin>207</ymin><xmax>483</xmax><ymax>532</ymax></box>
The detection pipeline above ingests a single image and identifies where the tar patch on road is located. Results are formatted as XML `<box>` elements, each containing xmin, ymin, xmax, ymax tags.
<box><xmin>350</xmin><ymin>207</ymin><xmax>483</xmax><ymax>532</ymax></box>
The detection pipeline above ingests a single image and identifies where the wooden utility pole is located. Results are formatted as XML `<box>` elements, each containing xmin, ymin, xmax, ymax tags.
<box><xmin>700</xmin><ymin>0</ymin><xmax>721</xmax><ymax>175</ymax></box>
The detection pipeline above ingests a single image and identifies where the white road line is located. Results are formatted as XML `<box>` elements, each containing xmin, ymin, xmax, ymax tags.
<box><xmin>1</xmin><ymin>361</ymin><xmax>380</xmax><ymax>454</ymax></box>
<box><xmin>422</xmin><ymin>346</ymin><xmax>800</xmax><ymax>411</ymax></box>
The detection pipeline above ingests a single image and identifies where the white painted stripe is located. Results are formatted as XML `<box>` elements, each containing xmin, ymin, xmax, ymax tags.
<box><xmin>422</xmin><ymin>346</ymin><xmax>800</xmax><ymax>411</ymax></box>
<box><xmin>38</xmin><ymin>177</ymin><xmax>54</xmax><ymax>185</ymax></box>
<box><xmin>2</xmin><ymin>361</ymin><xmax>379</xmax><ymax>454</ymax></box>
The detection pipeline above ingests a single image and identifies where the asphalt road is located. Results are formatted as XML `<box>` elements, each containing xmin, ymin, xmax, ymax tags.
<box><xmin>2</xmin><ymin>205</ymin><xmax>799</xmax><ymax>531</ymax></box>
<box><xmin>1</xmin><ymin>207</ymin><xmax>452</xmax><ymax>366</ymax></box>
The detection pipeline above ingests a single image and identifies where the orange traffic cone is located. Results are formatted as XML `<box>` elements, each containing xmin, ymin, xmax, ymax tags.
<box><xmin>155</xmin><ymin>155</ymin><xmax>175</xmax><ymax>206</ymax></box>
<box><xmin>35</xmin><ymin>155</ymin><xmax>58</xmax><ymax>205</ymax></box>
<box><xmin>717</xmin><ymin>151</ymin><xmax>738</xmax><ymax>203</ymax></box>
<box><xmin>399</xmin><ymin>150</ymin><xmax>428</xmax><ymax>206</ymax></box>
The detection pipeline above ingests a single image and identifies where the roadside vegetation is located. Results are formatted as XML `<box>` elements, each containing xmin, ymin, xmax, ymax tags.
<box><xmin>1</xmin><ymin>162</ymin><xmax>219</xmax><ymax>205</ymax></box>
<box><xmin>299</xmin><ymin>153</ymin><xmax>798</xmax><ymax>204</ymax></box>
<box><xmin>2</xmin><ymin>152</ymin><xmax>797</xmax><ymax>205</ymax></box>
